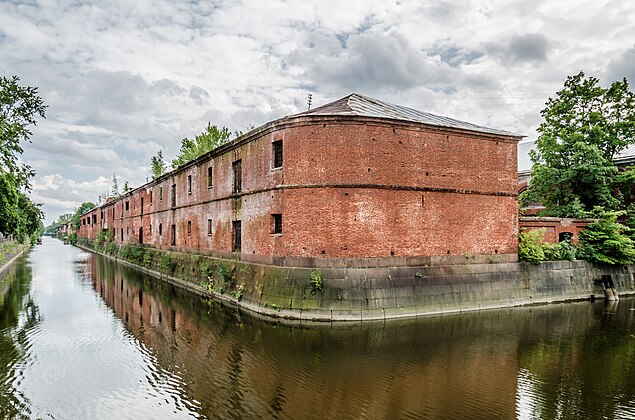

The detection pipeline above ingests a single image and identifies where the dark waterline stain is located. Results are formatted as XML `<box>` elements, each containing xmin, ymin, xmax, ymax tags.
<box><xmin>1</xmin><ymin>237</ymin><xmax>634</xmax><ymax>419</ymax></box>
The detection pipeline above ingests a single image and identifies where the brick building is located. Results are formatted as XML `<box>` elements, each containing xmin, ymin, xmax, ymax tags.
<box><xmin>77</xmin><ymin>94</ymin><xmax>522</xmax><ymax>265</ymax></box>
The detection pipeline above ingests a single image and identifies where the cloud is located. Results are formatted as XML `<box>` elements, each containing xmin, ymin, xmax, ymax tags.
<box><xmin>606</xmin><ymin>45</ymin><xmax>635</xmax><ymax>84</ymax></box>
<box><xmin>484</xmin><ymin>33</ymin><xmax>551</xmax><ymax>66</ymax></box>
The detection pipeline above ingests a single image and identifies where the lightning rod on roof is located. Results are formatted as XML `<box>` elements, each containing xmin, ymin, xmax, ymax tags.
<box><xmin>307</xmin><ymin>93</ymin><xmax>312</xmax><ymax>110</ymax></box>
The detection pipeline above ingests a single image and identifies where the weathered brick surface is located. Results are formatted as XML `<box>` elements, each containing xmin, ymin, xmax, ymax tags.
<box><xmin>78</xmin><ymin>115</ymin><xmax>520</xmax><ymax>262</ymax></box>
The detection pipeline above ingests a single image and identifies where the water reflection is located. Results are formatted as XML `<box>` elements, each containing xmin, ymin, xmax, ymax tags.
<box><xmin>0</xmin><ymin>260</ymin><xmax>40</xmax><ymax>419</ymax></box>
<box><xmin>2</xmin><ymin>239</ymin><xmax>635</xmax><ymax>419</ymax></box>
<box><xmin>91</xmin><ymin>255</ymin><xmax>635</xmax><ymax>419</ymax></box>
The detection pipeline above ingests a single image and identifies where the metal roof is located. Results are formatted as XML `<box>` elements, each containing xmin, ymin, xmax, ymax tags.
<box><xmin>294</xmin><ymin>93</ymin><xmax>520</xmax><ymax>137</ymax></box>
<box><xmin>615</xmin><ymin>144</ymin><xmax>635</xmax><ymax>165</ymax></box>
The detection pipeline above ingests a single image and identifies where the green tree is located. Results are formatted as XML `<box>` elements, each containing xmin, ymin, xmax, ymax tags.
<box><xmin>171</xmin><ymin>123</ymin><xmax>232</xmax><ymax>169</ymax></box>
<box><xmin>151</xmin><ymin>149</ymin><xmax>166</xmax><ymax>179</ymax></box>
<box><xmin>111</xmin><ymin>173</ymin><xmax>119</xmax><ymax>197</ymax></box>
<box><xmin>576</xmin><ymin>209</ymin><xmax>635</xmax><ymax>265</ymax></box>
<box><xmin>71</xmin><ymin>202</ymin><xmax>96</xmax><ymax>230</ymax></box>
<box><xmin>0</xmin><ymin>75</ymin><xmax>47</xmax><ymax>181</ymax></box>
<box><xmin>521</xmin><ymin>71</ymin><xmax>635</xmax><ymax>217</ymax></box>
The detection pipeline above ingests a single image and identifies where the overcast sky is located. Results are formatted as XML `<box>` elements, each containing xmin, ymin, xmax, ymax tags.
<box><xmin>2</xmin><ymin>0</ymin><xmax>634</xmax><ymax>224</ymax></box>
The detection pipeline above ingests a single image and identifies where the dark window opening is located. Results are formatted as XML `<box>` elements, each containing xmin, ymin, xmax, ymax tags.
<box><xmin>92</xmin><ymin>214</ymin><xmax>97</xmax><ymax>224</ymax></box>
<box><xmin>233</xmin><ymin>160</ymin><xmax>242</xmax><ymax>193</ymax></box>
<box><xmin>159</xmin><ymin>223</ymin><xmax>163</xmax><ymax>235</ymax></box>
<box><xmin>150</xmin><ymin>190</ymin><xmax>153</xmax><ymax>203</ymax></box>
<box><xmin>121</xmin><ymin>228</ymin><xmax>124</xmax><ymax>241</ymax></box>
<box><xmin>159</xmin><ymin>186</ymin><xmax>163</xmax><ymax>201</ymax></box>
<box><xmin>187</xmin><ymin>175</ymin><xmax>192</xmax><ymax>194</ymax></box>
<box><xmin>273</xmin><ymin>140</ymin><xmax>283</xmax><ymax>168</ymax></box>
<box><xmin>125</xmin><ymin>201</ymin><xmax>129</xmax><ymax>211</ymax></box>
<box><xmin>171</xmin><ymin>184</ymin><xmax>176</xmax><ymax>207</ymax></box>
<box><xmin>559</xmin><ymin>232</ymin><xmax>573</xmax><ymax>243</ymax></box>
<box><xmin>187</xmin><ymin>220</ymin><xmax>192</xmax><ymax>236</ymax></box>
<box><xmin>207</xmin><ymin>167</ymin><xmax>213</xmax><ymax>189</ymax></box>
<box><xmin>233</xmin><ymin>220</ymin><xmax>241</xmax><ymax>252</ymax></box>
<box><xmin>207</xmin><ymin>219</ymin><xmax>212</xmax><ymax>236</ymax></box>
<box><xmin>171</xmin><ymin>224</ymin><xmax>176</xmax><ymax>246</ymax></box>
<box><xmin>139</xmin><ymin>227</ymin><xmax>143</xmax><ymax>244</ymax></box>
<box><xmin>141</xmin><ymin>197</ymin><xmax>144</xmax><ymax>213</ymax></box>
<box><xmin>272</xmin><ymin>214</ymin><xmax>282</xmax><ymax>234</ymax></box>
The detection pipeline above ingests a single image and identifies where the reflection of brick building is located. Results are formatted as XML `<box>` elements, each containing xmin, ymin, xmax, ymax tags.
<box><xmin>78</xmin><ymin>94</ymin><xmax>521</xmax><ymax>264</ymax></box>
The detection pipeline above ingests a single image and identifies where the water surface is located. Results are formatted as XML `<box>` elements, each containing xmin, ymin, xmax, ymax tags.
<box><xmin>1</xmin><ymin>237</ymin><xmax>634</xmax><ymax>419</ymax></box>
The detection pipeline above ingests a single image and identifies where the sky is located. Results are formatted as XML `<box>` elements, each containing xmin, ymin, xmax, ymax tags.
<box><xmin>1</xmin><ymin>0</ymin><xmax>634</xmax><ymax>225</ymax></box>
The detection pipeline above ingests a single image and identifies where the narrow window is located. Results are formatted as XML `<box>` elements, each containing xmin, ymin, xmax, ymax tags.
<box><xmin>187</xmin><ymin>220</ymin><xmax>192</xmax><ymax>236</ymax></box>
<box><xmin>125</xmin><ymin>201</ymin><xmax>129</xmax><ymax>211</ymax></box>
<box><xmin>141</xmin><ymin>197</ymin><xmax>144</xmax><ymax>213</ymax></box>
<box><xmin>207</xmin><ymin>218</ymin><xmax>212</xmax><ymax>236</ymax></box>
<box><xmin>139</xmin><ymin>227</ymin><xmax>143</xmax><ymax>244</ymax></box>
<box><xmin>150</xmin><ymin>190</ymin><xmax>153</xmax><ymax>203</ymax></box>
<box><xmin>232</xmin><ymin>220</ymin><xmax>241</xmax><ymax>252</ymax></box>
<box><xmin>133</xmin><ymin>198</ymin><xmax>136</xmax><ymax>209</ymax></box>
<box><xmin>187</xmin><ymin>175</ymin><xmax>192</xmax><ymax>194</ymax></box>
<box><xmin>272</xmin><ymin>214</ymin><xmax>282</xmax><ymax>234</ymax></box>
<box><xmin>233</xmin><ymin>160</ymin><xmax>242</xmax><ymax>193</ymax></box>
<box><xmin>207</xmin><ymin>167</ymin><xmax>213</xmax><ymax>189</ymax></box>
<box><xmin>159</xmin><ymin>186</ymin><xmax>163</xmax><ymax>201</ymax></box>
<box><xmin>171</xmin><ymin>224</ymin><xmax>176</xmax><ymax>246</ymax></box>
<box><xmin>159</xmin><ymin>223</ymin><xmax>163</xmax><ymax>235</ymax></box>
<box><xmin>171</xmin><ymin>184</ymin><xmax>176</xmax><ymax>207</ymax></box>
<box><xmin>121</xmin><ymin>228</ymin><xmax>123</xmax><ymax>241</ymax></box>
<box><xmin>272</xmin><ymin>140</ymin><xmax>283</xmax><ymax>168</ymax></box>
<box><xmin>149</xmin><ymin>224</ymin><xmax>152</xmax><ymax>234</ymax></box>
<box><xmin>93</xmin><ymin>214</ymin><xmax>97</xmax><ymax>224</ymax></box>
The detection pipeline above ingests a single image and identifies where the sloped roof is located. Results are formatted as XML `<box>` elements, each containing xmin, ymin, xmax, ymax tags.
<box><xmin>615</xmin><ymin>144</ymin><xmax>635</xmax><ymax>165</ymax></box>
<box><xmin>295</xmin><ymin>93</ymin><xmax>520</xmax><ymax>137</ymax></box>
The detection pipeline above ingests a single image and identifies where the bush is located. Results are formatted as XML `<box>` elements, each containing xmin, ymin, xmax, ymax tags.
<box><xmin>577</xmin><ymin>211</ymin><xmax>635</xmax><ymax>265</ymax></box>
<box><xmin>518</xmin><ymin>229</ymin><xmax>546</xmax><ymax>262</ymax></box>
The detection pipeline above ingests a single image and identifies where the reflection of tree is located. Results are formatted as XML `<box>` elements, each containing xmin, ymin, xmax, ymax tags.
<box><xmin>0</xmin><ymin>261</ymin><xmax>41</xmax><ymax>419</ymax></box>
<box><xmin>517</xmin><ymin>303</ymin><xmax>635</xmax><ymax>419</ymax></box>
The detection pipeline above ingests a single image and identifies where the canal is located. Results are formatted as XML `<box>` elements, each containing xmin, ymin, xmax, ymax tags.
<box><xmin>1</xmin><ymin>237</ymin><xmax>635</xmax><ymax>419</ymax></box>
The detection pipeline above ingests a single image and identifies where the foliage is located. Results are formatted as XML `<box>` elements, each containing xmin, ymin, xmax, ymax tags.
<box><xmin>0</xmin><ymin>75</ymin><xmax>46</xmax><ymax>242</ymax></box>
<box><xmin>70</xmin><ymin>202</ymin><xmax>96</xmax><ymax>231</ymax></box>
<box><xmin>310</xmin><ymin>269</ymin><xmax>323</xmax><ymax>293</ymax></box>
<box><xmin>171</xmin><ymin>123</ymin><xmax>232</xmax><ymax>169</ymax></box>
<box><xmin>151</xmin><ymin>149</ymin><xmax>167</xmax><ymax>179</ymax></box>
<box><xmin>521</xmin><ymin>71</ymin><xmax>635</xmax><ymax>217</ymax></box>
<box><xmin>0</xmin><ymin>75</ymin><xmax>47</xmax><ymax>180</ymax></box>
<box><xmin>576</xmin><ymin>210</ymin><xmax>635</xmax><ymax>265</ymax></box>
<box><xmin>111</xmin><ymin>173</ymin><xmax>119</xmax><ymax>198</ymax></box>
<box><xmin>216</xmin><ymin>260</ymin><xmax>232</xmax><ymax>282</ymax></box>
<box><xmin>518</xmin><ymin>229</ymin><xmax>547</xmax><ymax>262</ymax></box>
<box><xmin>123</xmin><ymin>181</ymin><xmax>131</xmax><ymax>193</ymax></box>
<box><xmin>518</xmin><ymin>229</ymin><xmax>577</xmax><ymax>263</ymax></box>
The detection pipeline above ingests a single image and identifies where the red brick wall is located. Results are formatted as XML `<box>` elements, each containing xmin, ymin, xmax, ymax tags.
<box><xmin>519</xmin><ymin>217</ymin><xmax>593</xmax><ymax>244</ymax></box>
<box><xmin>78</xmin><ymin>116</ymin><xmax>519</xmax><ymax>260</ymax></box>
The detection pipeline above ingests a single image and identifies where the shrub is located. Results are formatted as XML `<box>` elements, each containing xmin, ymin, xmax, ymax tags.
<box><xmin>577</xmin><ymin>211</ymin><xmax>635</xmax><ymax>265</ymax></box>
<box><xmin>518</xmin><ymin>229</ymin><xmax>546</xmax><ymax>262</ymax></box>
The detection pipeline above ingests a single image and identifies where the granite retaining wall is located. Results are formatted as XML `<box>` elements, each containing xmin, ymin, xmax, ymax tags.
<box><xmin>77</xmin><ymin>239</ymin><xmax>635</xmax><ymax>322</ymax></box>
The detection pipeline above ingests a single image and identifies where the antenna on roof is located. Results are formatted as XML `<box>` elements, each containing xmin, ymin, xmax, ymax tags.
<box><xmin>307</xmin><ymin>93</ymin><xmax>313</xmax><ymax>110</ymax></box>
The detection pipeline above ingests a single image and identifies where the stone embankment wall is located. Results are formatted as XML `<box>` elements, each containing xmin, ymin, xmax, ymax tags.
<box><xmin>78</xmin><ymin>239</ymin><xmax>635</xmax><ymax>322</ymax></box>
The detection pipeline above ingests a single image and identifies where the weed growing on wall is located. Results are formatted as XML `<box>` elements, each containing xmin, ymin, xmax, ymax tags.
<box><xmin>310</xmin><ymin>269</ymin><xmax>323</xmax><ymax>295</ymax></box>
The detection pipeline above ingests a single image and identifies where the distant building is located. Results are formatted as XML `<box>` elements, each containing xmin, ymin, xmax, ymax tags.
<box><xmin>78</xmin><ymin>94</ymin><xmax>522</xmax><ymax>265</ymax></box>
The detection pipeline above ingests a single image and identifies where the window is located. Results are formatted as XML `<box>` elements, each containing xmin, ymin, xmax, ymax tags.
<box><xmin>140</xmin><ymin>197</ymin><xmax>144</xmax><ymax>213</ymax></box>
<box><xmin>207</xmin><ymin>167</ymin><xmax>213</xmax><ymax>189</ymax></box>
<box><xmin>125</xmin><ymin>201</ymin><xmax>129</xmax><ymax>211</ymax></box>
<box><xmin>93</xmin><ymin>214</ymin><xmax>97</xmax><ymax>224</ymax></box>
<box><xmin>171</xmin><ymin>184</ymin><xmax>176</xmax><ymax>207</ymax></box>
<box><xmin>187</xmin><ymin>175</ymin><xmax>192</xmax><ymax>194</ymax></box>
<box><xmin>121</xmin><ymin>228</ymin><xmax>123</xmax><ymax>241</ymax></box>
<box><xmin>171</xmin><ymin>224</ymin><xmax>176</xmax><ymax>246</ymax></box>
<box><xmin>149</xmin><ymin>224</ymin><xmax>152</xmax><ymax>234</ymax></box>
<box><xmin>187</xmin><ymin>220</ymin><xmax>192</xmax><ymax>236</ymax></box>
<box><xmin>159</xmin><ymin>186</ymin><xmax>163</xmax><ymax>201</ymax></box>
<box><xmin>159</xmin><ymin>223</ymin><xmax>163</xmax><ymax>235</ymax></box>
<box><xmin>232</xmin><ymin>220</ymin><xmax>241</xmax><ymax>252</ymax></box>
<box><xmin>150</xmin><ymin>190</ymin><xmax>153</xmax><ymax>203</ymax></box>
<box><xmin>272</xmin><ymin>140</ymin><xmax>283</xmax><ymax>168</ymax></box>
<box><xmin>207</xmin><ymin>218</ymin><xmax>212</xmax><ymax>236</ymax></box>
<box><xmin>559</xmin><ymin>232</ymin><xmax>573</xmax><ymax>243</ymax></box>
<box><xmin>272</xmin><ymin>214</ymin><xmax>282</xmax><ymax>234</ymax></box>
<box><xmin>233</xmin><ymin>160</ymin><xmax>242</xmax><ymax>193</ymax></box>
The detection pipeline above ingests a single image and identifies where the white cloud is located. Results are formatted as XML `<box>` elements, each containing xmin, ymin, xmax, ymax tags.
<box><xmin>0</xmin><ymin>0</ymin><xmax>634</xmax><ymax>224</ymax></box>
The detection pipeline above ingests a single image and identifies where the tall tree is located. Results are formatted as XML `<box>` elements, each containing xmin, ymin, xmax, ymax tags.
<box><xmin>172</xmin><ymin>123</ymin><xmax>232</xmax><ymax>169</ymax></box>
<box><xmin>111</xmin><ymin>173</ymin><xmax>119</xmax><ymax>197</ymax></box>
<box><xmin>0</xmin><ymin>75</ymin><xmax>46</xmax><ymax>186</ymax></box>
<box><xmin>150</xmin><ymin>149</ymin><xmax>166</xmax><ymax>179</ymax></box>
<box><xmin>522</xmin><ymin>71</ymin><xmax>635</xmax><ymax>217</ymax></box>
